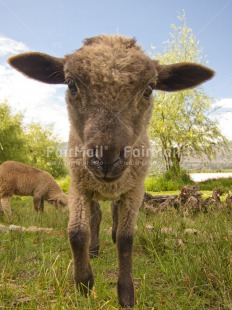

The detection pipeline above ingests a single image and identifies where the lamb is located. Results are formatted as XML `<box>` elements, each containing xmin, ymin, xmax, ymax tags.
<box><xmin>8</xmin><ymin>35</ymin><xmax>215</xmax><ymax>308</ymax></box>
<box><xmin>0</xmin><ymin>161</ymin><xmax>68</xmax><ymax>216</ymax></box>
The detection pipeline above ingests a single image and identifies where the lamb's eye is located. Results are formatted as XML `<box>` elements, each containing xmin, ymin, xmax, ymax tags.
<box><xmin>66</xmin><ymin>78</ymin><xmax>77</xmax><ymax>94</ymax></box>
<box><xmin>143</xmin><ymin>84</ymin><xmax>153</xmax><ymax>99</ymax></box>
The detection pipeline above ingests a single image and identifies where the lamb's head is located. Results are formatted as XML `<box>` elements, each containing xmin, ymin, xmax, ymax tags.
<box><xmin>48</xmin><ymin>193</ymin><xmax>68</xmax><ymax>209</ymax></box>
<box><xmin>8</xmin><ymin>35</ymin><xmax>214</xmax><ymax>182</ymax></box>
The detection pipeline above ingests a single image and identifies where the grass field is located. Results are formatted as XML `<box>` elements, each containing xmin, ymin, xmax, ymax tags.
<box><xmin>0</xmin><ymin>194</ymin><xmax>231</xmax><ymax>309</ymax></box>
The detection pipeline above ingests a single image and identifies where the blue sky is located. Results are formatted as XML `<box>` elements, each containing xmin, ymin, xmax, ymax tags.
<box><xmin>0</xmin><ymin>0</ymin><xmax>232</xmax><ymax>140</ymax></box>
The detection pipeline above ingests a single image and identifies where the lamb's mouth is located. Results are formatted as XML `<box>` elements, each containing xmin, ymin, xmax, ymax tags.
<box><xmin>94</xmin><ymin>174</ymin><xmax>122</xmax><ymax>183</ymax></box>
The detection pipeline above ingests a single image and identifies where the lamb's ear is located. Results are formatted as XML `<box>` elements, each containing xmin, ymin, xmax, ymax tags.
<box><xmin>8</xmin><ymin>52</ymin><xmax>65</xmax><ymax>84</ymax></box>
<box><xmin>154</xmin><ymin>62</ymin><xmax>215</xmax><ymax>92</ymax></box>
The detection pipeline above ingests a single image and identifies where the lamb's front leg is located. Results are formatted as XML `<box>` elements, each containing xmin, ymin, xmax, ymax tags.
<box><xmin>33</xmin><ymin>196</ymin><xmax>41</xmax><ymax>212</ymax></box>
<box><xmin>111</xmin><ymin>200</ymin><xmax>119</xmax><ymax>243</ymax></box>
<box><xmin>116</xmin><ymin>190</ymin><xmax>144</xmax><ymax>308</ymax></box>
<box><xmin>1</xmin><ymin>196</ymin><xmax>12</xmax><ymax>217</ymax></box>
<box><xmin>68</xmin><ymin>189</ymin><xmax>94</xmax><ymax>296</ymax></box>
<box><xmin>89</xmin><ymin>201</ymin><xmax>102</xmax><ymax>258</ymax></box>
<box><xmin>39</xmin><ymin>197</ymin><xmax>45</xmax><ymax>212</ymax></box>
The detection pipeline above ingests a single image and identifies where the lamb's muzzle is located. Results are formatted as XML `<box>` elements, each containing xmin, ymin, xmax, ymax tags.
<box><xmin>86</xmin><ymin>145</ymin><xmax>128</xmax><ymax>182</ymax></box>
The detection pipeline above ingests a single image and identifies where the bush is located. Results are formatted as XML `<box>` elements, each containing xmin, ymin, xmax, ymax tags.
<box><xmin>145</xmin><ymin>169</ymin><xmax>194</xmax><ymax>192</ymax></box>
<box><xmin>198</xmin><ymin>177</ymin><xmax>232</xmax><ymax>191</ymax></box>
<box><xmin>163</xmin><ymin>167</ymin><xmax>193</xmax><ymax>184</ymax></box>
<box><xmin>56</xmin><ymin>176</ymin><xmax>70</xmax><ymax>193</ymax></box>
<box><xmin>145</xmin><ymin>177</ymin><xmax>180</xmax><ymax>191</ymax></box>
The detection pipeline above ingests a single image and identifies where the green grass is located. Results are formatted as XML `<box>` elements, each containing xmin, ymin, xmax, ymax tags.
<box><xmin>145</xmin><ymin>169</ymin><xmax>194</xmax><ymax>192</ymax></box>
<box><xmin>198</xmin><ymin>177</ymin><xmax>232</xmax><ymax>191</ymax></box>
<box><xmin>0</xmin><ymin>196</ymin><xmax>231</xmax><ymax>309</ymax></box>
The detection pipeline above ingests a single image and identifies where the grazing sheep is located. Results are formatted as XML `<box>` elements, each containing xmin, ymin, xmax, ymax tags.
<box><xmin>0</xmin><ymin>161</ymin><xmax>68</xmax><ymax>216</ymax></box>
<box><xmin>8</xmin><ymin>35</ymin><xmax>214</xmax><ymax>308</ymax></box>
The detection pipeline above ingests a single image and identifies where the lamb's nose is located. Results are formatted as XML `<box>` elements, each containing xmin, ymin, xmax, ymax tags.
<box><xmin>98</xmin><ymin>148</ymin><xmax>126</xmax><ymax>174</ymax></box>
<box><xmin>86</xmin><ymin>146</ymin><xmax>126</xmax><ymax>179</ymax></box>
<box><xmin>93</xmin><ymin>146</ymin><xmax>124</xmax><ymax>164</ymax></box>
<box><xmin>93</xmin><ymin>147</ymin><xmax>122</xmax><ymax>172</ymax></box>
<box><xmin>100</xmin><ymin>161</ymin><xmax>118</xmax><ymax>174</ymax></box>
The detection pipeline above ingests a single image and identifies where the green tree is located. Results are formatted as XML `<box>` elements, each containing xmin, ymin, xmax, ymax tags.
<box><xmin>0</xmin><ymin>101</ymin><xmax>27</xmax><ymax>163</ymax></box>
<box><xmin>149</xmin><ymin>12</ymin><xmax>228</xmax><ymax>172</ymax></box>
<box><xmin>0</xmin><ymin>101</ymin><xmax>67</xmax><ymax>178</ymax></box>
<box><xmin>25</xmin><ymin>122</ymin><xmax>67</xmax><ymax>178</ymax></box>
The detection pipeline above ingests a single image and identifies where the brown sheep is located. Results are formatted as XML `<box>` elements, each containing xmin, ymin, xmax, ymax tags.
<box><xmin>8</xmin><ymin>35</ymin><xmax>214</xmax><ymax>308</ymax></box>
<box><xmin>0</xmin><ymin>161</ymin><xmax>68</xmax><ymax>216</ymax></box>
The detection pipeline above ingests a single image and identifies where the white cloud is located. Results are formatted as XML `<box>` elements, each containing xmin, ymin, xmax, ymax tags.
<box><xmin>0</xmin><ymin>36</ymin><xmax>29</xmax><ymax>56</ymax></box>
<box><xmin>216</xmin><ymin>97</ymin><xmax>232</xmax><ymax>110</ymax></box>
<box><xmin>0</xmin><ymin>35</ymin><xmax>69</xmax><ymax>141</ymax></box>
<box><xmin>218</xmin><ymin>112</ymin><xmax>232</xmax><ymax>140</ymax></box>
<box><xmin>214</xmin><ymin>111</ymin><xmax>232</xmax><ymax>140</ymax></box>
<box><xmin>212</xmin><ymin>98</ymin><xmax>232</xmax><ymax>140</ymax></box>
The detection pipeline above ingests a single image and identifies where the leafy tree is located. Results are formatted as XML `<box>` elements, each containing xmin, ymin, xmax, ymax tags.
<box><xmin>0</xmin><ymin>101</ymin><xmax>27</xmax><ymax>163</ymax></box>
<box><xmin>149</xmin><ymin>12</ymin><xmax>228</xmax><ymax>172</ymax></box>
<box><xmin>25</xmin><ymin>123</ymin><xmax>67</xmax><ymax>178</ymax></box>
<box><xmin>0</xmin><ymin>101</ymin><xmax>67</xmax><ymax>177</ymax></box>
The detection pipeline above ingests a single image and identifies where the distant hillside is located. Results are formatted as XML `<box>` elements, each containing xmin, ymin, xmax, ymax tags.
<box><xmin>182</xmin><ymin>141</ymin><xmax>232</xmax><ymax>172</ymax></box>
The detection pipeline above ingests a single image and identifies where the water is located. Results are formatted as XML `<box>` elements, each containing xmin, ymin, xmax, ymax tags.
<box><xmin>190</xmin><ymin>172</ymin><xmax>232</xmax><ymax>182</ymax></box>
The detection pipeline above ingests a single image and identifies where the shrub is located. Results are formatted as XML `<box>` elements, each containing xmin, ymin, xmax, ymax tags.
<box><xmin>145</xmin><ymin>169</ymin><xmax>193</xmax><ymax>192</ymax></box>
<box><xmin>198</xmin><ymin>177</ymin><xmax>232</xmax><ymax>191</ymax></box>
<box><xmin>56</xmin><ymin>176</ymin><xmax>70</xmax><ymax>193</ymax></box>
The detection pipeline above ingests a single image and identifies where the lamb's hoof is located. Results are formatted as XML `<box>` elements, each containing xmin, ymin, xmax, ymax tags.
<box><xmin>117</xmin><ymin>279</ymin><xmax>135</xmax><ymax>308</ymax></box>
<box><xmin>75</xmin><ymin>273</ymin><xmax>94</xmax><ymax>297</ymax></box>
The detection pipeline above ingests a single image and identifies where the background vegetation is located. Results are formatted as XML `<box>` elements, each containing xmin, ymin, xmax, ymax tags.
<box><xmin>0</xmin><ymin>101</ymin><xmax>67</xmax><ymax>178</ymax></box>
<box><xmin>148</xmin><ymin>12</ymin><xmax>228</xmax><ymax>174</ymax></box>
